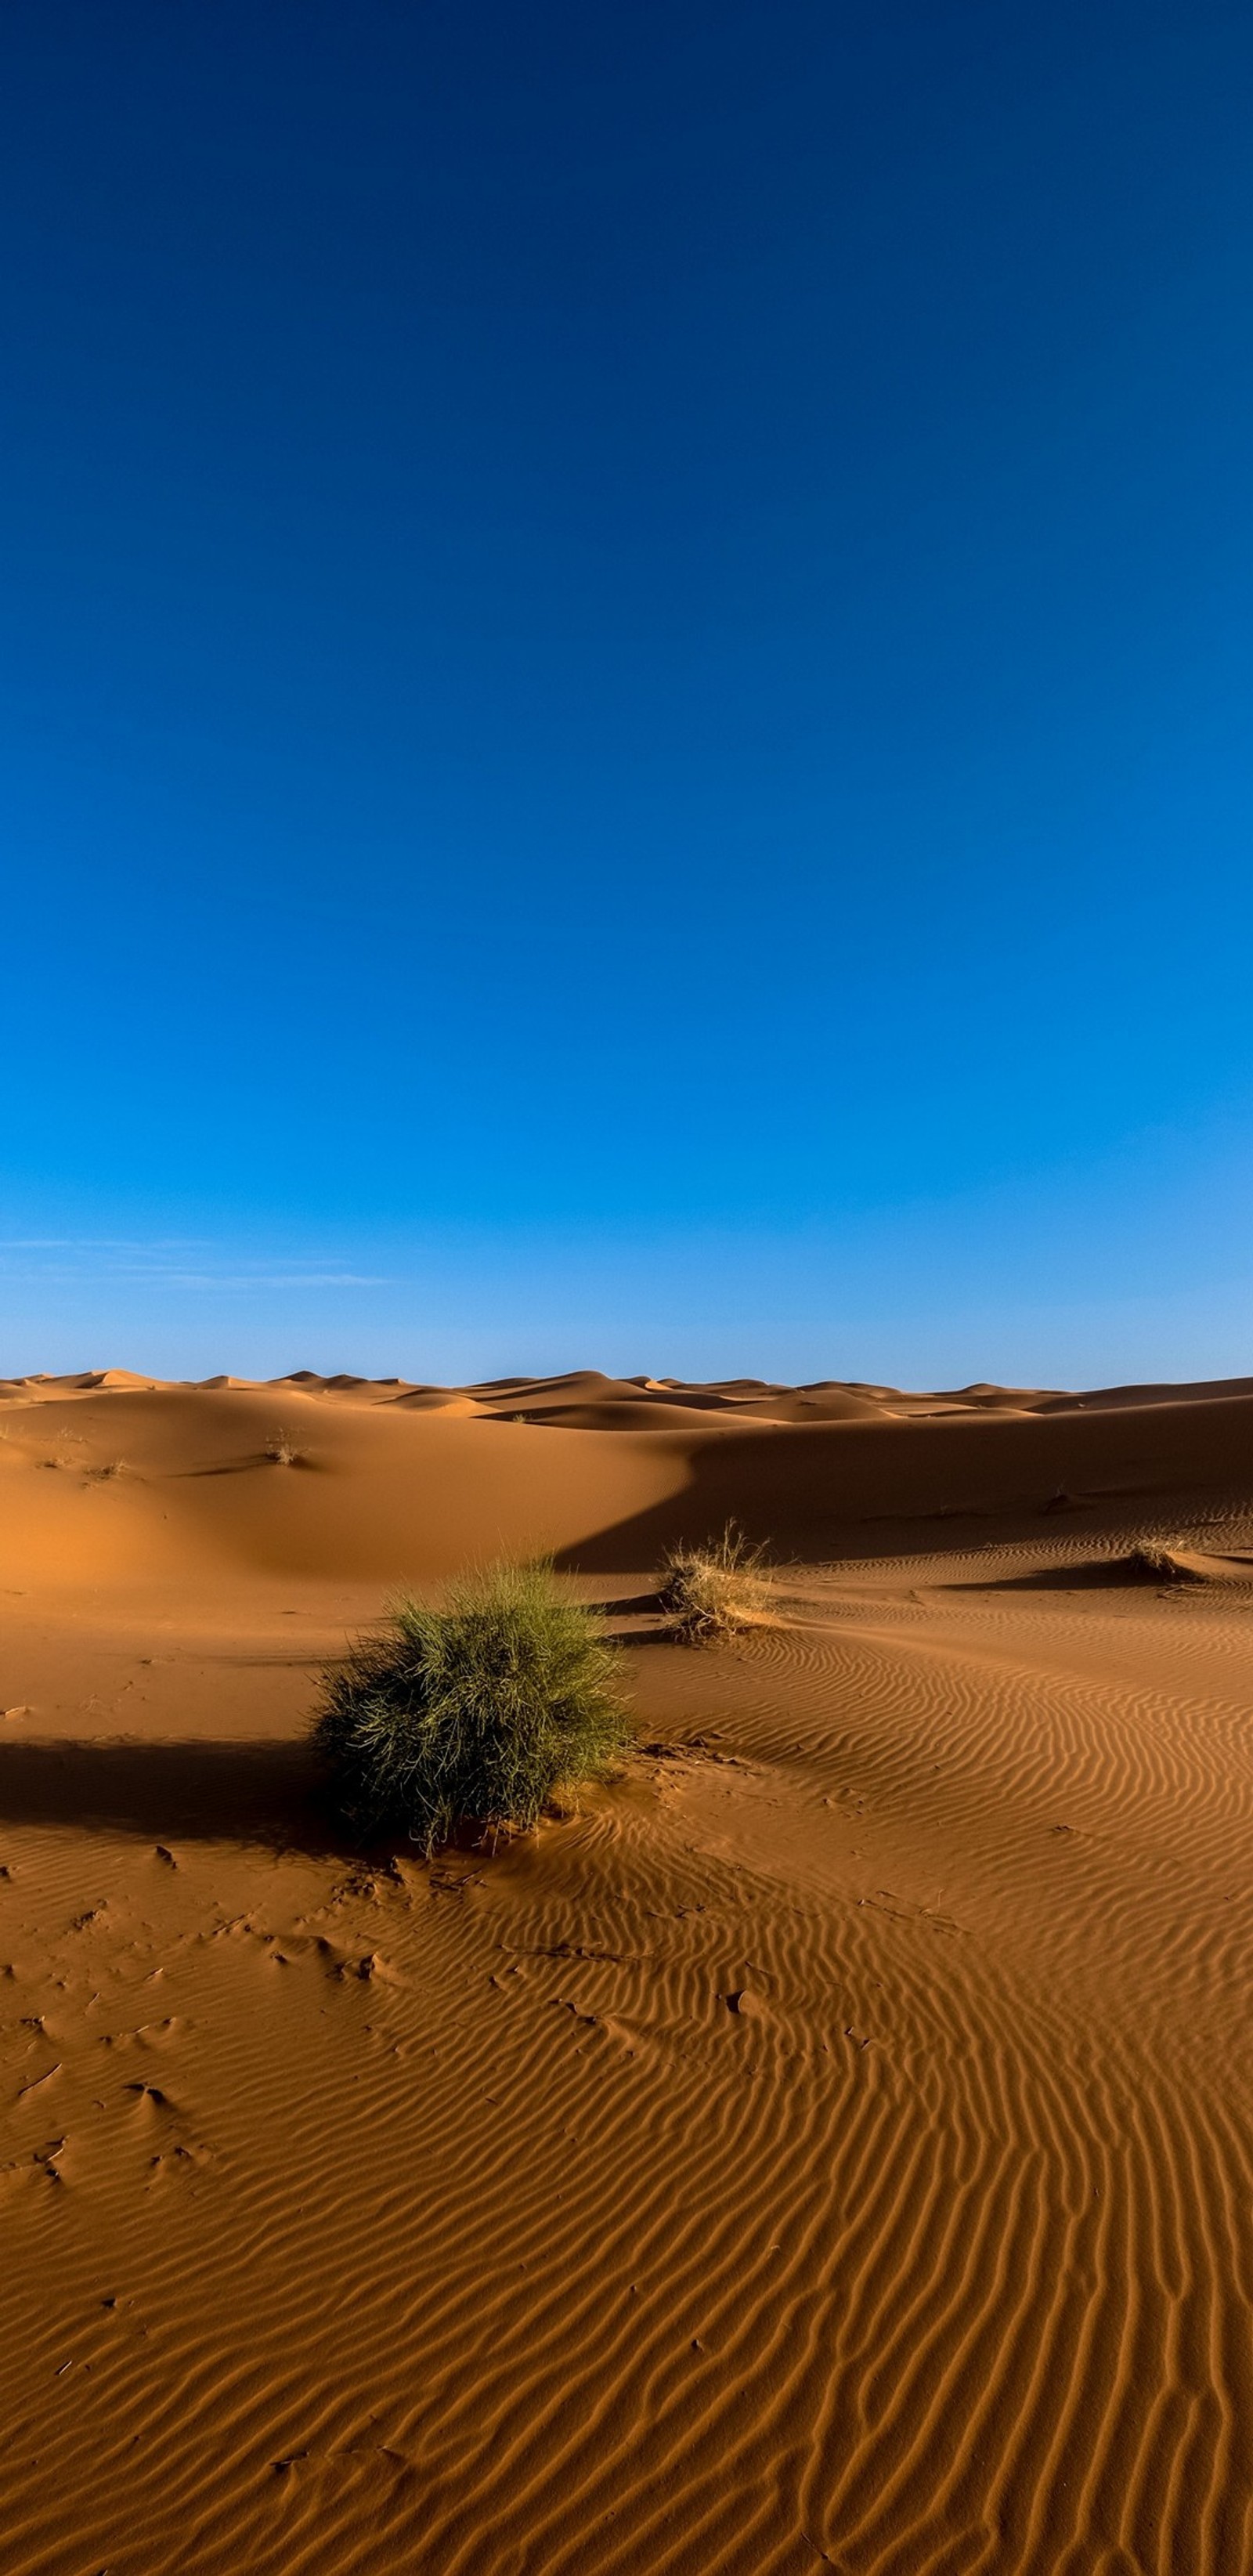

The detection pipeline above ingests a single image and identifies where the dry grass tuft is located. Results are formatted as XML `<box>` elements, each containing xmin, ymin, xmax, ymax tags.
<box><xmin>1125</xmin><ymin>1542</ymin><xmax>1205</xmax><ymax>1584</ymax></box>
<box><xmin>658</xmin><ymin>1523</ymin><xmax>774</xmax><ymax>1644</ymax></box>
<box><xmin>264</xmin><ymin>1430</ymin><xmax>301</xmax><ymax>1467</ymax></box>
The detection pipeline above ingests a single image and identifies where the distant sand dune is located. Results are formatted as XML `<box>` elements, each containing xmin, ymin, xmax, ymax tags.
<box><xmin>4</xmin><ymin>1366</ymin><xmax>1253</xmax><ymax>1583</ymax></box>
<box><xmin>1</xmin><ymin>1370</ymin><xmax>1252</xmax><ymax>2570</ymax></box>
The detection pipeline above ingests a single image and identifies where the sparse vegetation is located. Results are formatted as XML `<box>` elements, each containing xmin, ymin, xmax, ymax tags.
<box><xmin>265</xmin><ymin>1429</ymin><xmax>300</xmax><ymax>1466</ymax></box>
<box><xmin>1125</xmin><ymin>1542</ymin><xmax>1204</xmax><ymax>1584</ymax></box>
<box><xmin>312</xmin><ymin>1559</ymin><xmax>627</xmax><ymax>1852</ymax></box>
<box><xmin>659</xmin><ymin>1522</ymin><xmax>771</xmax><ymax>1643</ymax></box>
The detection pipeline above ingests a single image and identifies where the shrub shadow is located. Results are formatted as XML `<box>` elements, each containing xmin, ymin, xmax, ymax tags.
<box><xmin>0</xmin><ymin>1736</ymin><xmax>347</xmax><ymax>1854</ymax></box>
<box><xmin>944</xmin><ymin>1554</ymin><xmax>1250</xmax><ymax>1592</ymax></box>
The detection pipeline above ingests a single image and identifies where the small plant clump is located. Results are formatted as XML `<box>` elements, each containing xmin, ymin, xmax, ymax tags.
<box><xmin>265</xmin><ymin>1430</ymin><xmax>300</xmax><ymax>1466</ymax></box>
<box><xmin>1125</xmin><ymin>1541</ymin><xmax>1204</xmax><ymax>1585</ymax></box>
<box><xmin>659</xmin><ymin>1522</ymin><xmax>771</xmax><ymax>1644</ymax></box>
<box><xmin>312</xmin><ymin>1560</ymin><xmax>627</xmax><ymax>1852</ymax></box>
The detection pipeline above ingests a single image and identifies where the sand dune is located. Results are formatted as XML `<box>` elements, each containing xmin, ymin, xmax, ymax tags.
<box><xmin>5</xmin><ymin>1364</ymin><xmax>1253</xmax><ymax>1585</ymax></box>
<box><xmin>2</xmin><ymin>1369</ymin><xmax>1252</xmax><ymax>2571</ymax></box>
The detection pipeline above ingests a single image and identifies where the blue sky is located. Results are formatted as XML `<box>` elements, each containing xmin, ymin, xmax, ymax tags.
<box><xmin>3</xmin><ymin>1</ymin><xmax>1252</xmax><ymax>1384</ymax></box>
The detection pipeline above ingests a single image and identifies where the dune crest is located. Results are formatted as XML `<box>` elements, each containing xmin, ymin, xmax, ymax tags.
<box><xmin>2</xmin><ymin>1367</ymin><xmax>1253</xmax><ymax>1584</ymax></box>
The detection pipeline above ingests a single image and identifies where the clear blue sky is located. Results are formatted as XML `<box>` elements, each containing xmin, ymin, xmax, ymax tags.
<box><xmin>3</xmin><ymin>1</ymin><xmax>1252</xmax><ymax>1385</ymax></box>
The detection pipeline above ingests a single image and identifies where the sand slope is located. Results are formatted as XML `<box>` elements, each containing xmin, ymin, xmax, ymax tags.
<box><xmin>2</xmin><ymin>1371</ymin><xmax>1252</xmax><ymax>2572</ymax></box>
<box><xmin>5</xmin><ymin>1364</ymin><xmax>1253</xmax><ymax>1585</ymax></box>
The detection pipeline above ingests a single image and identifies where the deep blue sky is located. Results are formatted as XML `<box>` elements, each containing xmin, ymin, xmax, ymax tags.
<box><xmin>3</xmin><ymin>0</ymin><xmax>1252</xmax><ymax>1382</ymax></box>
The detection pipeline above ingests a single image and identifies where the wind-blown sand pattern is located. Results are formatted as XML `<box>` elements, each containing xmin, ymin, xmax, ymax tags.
<box><xmin>2</xmin><ymin>1368</ymin><xmax>1252</xmax><ymax>2572</ymax></box>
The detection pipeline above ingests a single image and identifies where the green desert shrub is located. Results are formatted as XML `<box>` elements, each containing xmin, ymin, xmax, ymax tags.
<box><xmin>313</xmin><ymin>1560</ymin><xmax>626</xmax><ymax>1852</ymax></box>
<box><xmin>658</xmin><ymin>1522</ymin><xmax>771</xmax><ymax>1644</ymax></box>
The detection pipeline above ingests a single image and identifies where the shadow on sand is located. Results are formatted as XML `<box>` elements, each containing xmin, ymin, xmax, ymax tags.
<box><xmin>0</xmin><ymin>1736</ymin><xmax>347</xmax><ymax>1854</ymax></box>
<box><xmin>944</xmin><ymin>1551</ymin><xmax>1253</xmax><ymax>1593</ymax></box>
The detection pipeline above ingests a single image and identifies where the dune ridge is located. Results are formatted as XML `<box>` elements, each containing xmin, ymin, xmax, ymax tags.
<box><xmin>2</xmin><ymin>1370</ymin><xmax>1252</xmax><ymax>2570</ymax></box>
<box><xmin>5</xmin><ymin>1367</ymin><xmax>1253</xmax><ymax>1588</ymax></box>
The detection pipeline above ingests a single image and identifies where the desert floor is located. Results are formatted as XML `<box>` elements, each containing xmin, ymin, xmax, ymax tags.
<box><xmin>2</xmin><ymin>1367</ymin><xmax>1252</xmax><ymax>2574</ymax></box>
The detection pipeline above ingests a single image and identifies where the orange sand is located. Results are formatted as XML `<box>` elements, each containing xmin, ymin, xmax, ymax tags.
<box><xmin>2</xmin><ymin>1367</ymin><xmax>1251</xmax><ymax>2572</ymax></box>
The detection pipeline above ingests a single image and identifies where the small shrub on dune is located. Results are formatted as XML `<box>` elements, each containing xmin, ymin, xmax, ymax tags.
<box><xmin>659</xmin><ymin>1523</ymin><xmax>771</xmax><ymax>1644</ymax></box>
<box><xmin>1125</xmin><ymin>1541</ymin><xmax>1204</xmax><ymax>1584</ymax></box>
<box><xmin>313</xmin><ymin>1560</ymin><xmax>626</xmax><ymax>1852</ymax></box>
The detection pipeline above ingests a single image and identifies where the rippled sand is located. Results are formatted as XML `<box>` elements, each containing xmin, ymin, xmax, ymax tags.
<box><xmin>2</xmin><ymin>1368</ymin><xmax>1251</xmax><ymax>2573</ymax></box>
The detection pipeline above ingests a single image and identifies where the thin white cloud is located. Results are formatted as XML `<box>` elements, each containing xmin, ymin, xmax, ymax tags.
<box><xmin>149</xmin><ymin>1273</ymin><xmax>392</xmax><ymax>1292</ymax></box>
<box><xmin>0</xmin><ymin>1239</ymin><xmax>390</xmax><ymax>1290</ymax></box>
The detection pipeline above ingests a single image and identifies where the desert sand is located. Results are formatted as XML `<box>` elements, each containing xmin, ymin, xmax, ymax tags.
<box><xmin>2</xmin><ymin>1365</ymin><xmax>1252</xmax><ymax>2574</ymax></box>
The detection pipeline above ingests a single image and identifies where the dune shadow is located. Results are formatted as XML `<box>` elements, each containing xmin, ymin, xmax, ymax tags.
<box><xmin>0</xmin><ymin>1736</ymin><xmax>348</xmax><ymax>1854</ymax></box>
<box><xmin>553</xmin><ymin>1414</ymin><xmax>1250</xmax><ymax>1576</ymax></box>
<box><xmin>553</xmin><ymin>1458</ymin><xmax>1009</xmax><ymax>1575</ymax></box>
